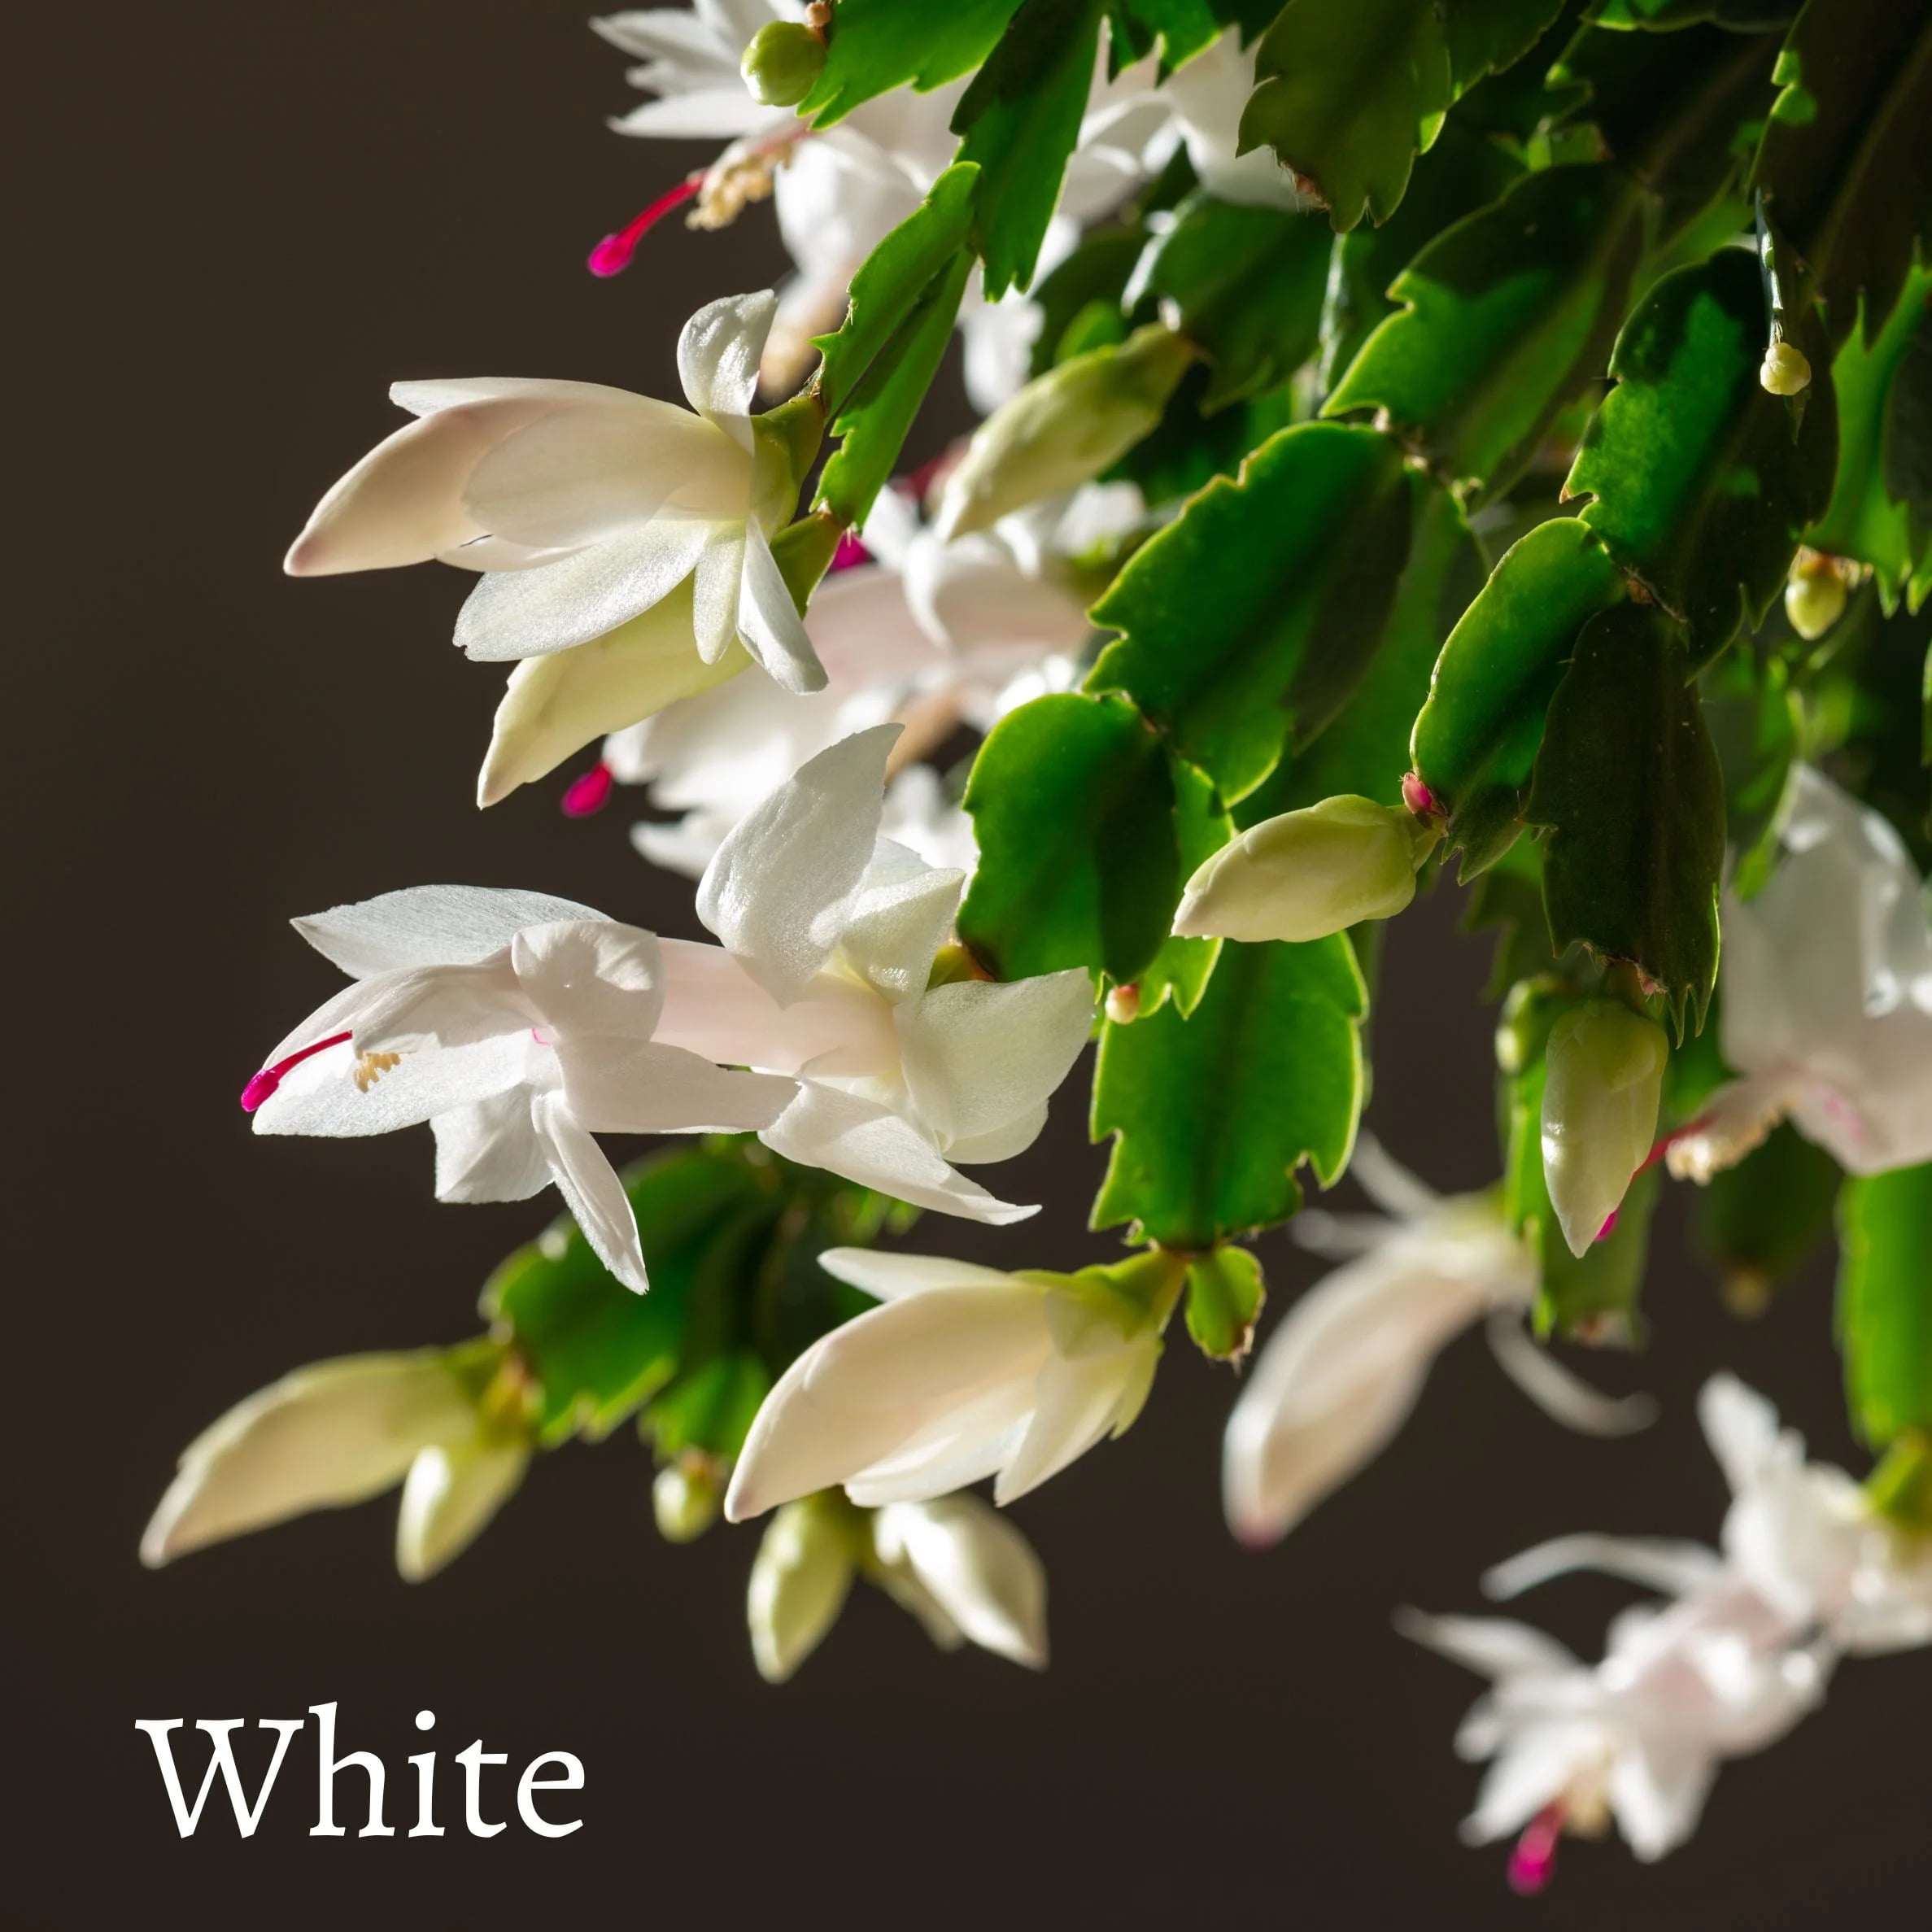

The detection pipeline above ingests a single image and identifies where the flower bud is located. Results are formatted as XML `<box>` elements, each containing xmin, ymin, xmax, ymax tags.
<box><xmin>1760</xmin><ymin>340</ymin><xmax>1812</xmax><ymax>396</ymax></box>
<box><xmin>932</xmin><ymin>326</ymin><xmax>1195</xmax><ymax>540</ymax></box>
<box><xmin>739</xmin><ymin>21</ymin><xmax>825</xmax><ymax>108</ymax></box>
<box><xmin>1172</xmin><ymin>794</ymin><xmax>1437</xmax><ymax>944</ymax></box>
<box><xmin>748</xmin><ymin>1494</ymin><xmax>855</xmax><ymax>1683</ymax></box>
<box><xmin>395</xmin><ymin>1438</ymin><xmax>529</xmax><ymax>1583</ymax></box>
<box><xmin>1785</xmin><ymin>547</ymin><xmax>1847</xmax><ymax>641</ymax></box>
<box><xmin>652</xmin><ymin>1455</ymin><xmax>722</xmax><ymax>1543</ymax></box>
<box><xmin>1540</xmin><ymin>999</ymin><xmax>1668</xmax><ymax>1259</ymax></box>
<box><xmin>871</xmin><ymin>1495</ymin><xmax>1049</xmax><ymax>1669</ymax></box>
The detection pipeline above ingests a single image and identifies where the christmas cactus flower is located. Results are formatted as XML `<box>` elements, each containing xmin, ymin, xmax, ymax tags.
<box><xmin>1223</xmin><ymin>1140</ymin><xmax>1651</xmax><ymax>1546</ymax></box>
<box><xmin>241</xmin><ymin>885</ymin><xmax>795</xmax><ymax>1290</ymax></box>
<box><xmin>1669</xmin><ymin>766</ymin><xmax>1932</xmax><ymax>1184</ymax></box>
<box><xmin>655</xmin><ymin>724</ymin><xmax>1096</xmax><ymax>1219</ymax></box>
<box><xmin>724</xmin><ymin>1246</ymin><xmax>1175</xmax><ymax>1520</ymax></box>
<box><xmin>141</xmin><ymin>1348</ymin><xmax>530</xmax><ymax>1582</ymax></box>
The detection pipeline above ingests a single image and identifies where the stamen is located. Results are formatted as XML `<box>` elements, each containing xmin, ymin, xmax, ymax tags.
<box><xmin>352</xmin><ymin>1051</ymin><xmax>401</xmax><ymax>1093</ymax></box>
<box><xmin>1507</xmin><ymin>1803</ymin><xmax>1563</xmax><ymax>1895</ymax></box>
<box><xmin>561</xmin><ymin>761</ymin><xmax>614</xmax><ymax>818</ymax></box>
<box><xmin>240</xmin><ymin>1031</ymin><xmax>352</xmax><ymax>1111</ymax></box>
<box><xmin>587</xmin><ymin>176</ymin><xmax>703</xmax><ymax>279</ymax></box>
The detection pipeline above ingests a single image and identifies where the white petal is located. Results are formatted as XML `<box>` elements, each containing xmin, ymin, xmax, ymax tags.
<box><xmin>252</xmin><ymin>1033</ymin><xmax>529</xmax><ymax>1140</ymax></box>
<box><xmin>691</xmin><ymin>525</ymin><xmax>748</xmax><ymax>666</ymax></box>
<box><xmin>722</xmin><ymin>1285</ymin><xmax>1051</xmax><ymax>1520</ymax></box>
<box><xmin>696</xmin><ymin>724</ymin><xmax>898</xmax><ymax>1001</ymax></box>
<box><xmin>1607</xmin><ymin>1734</ymin><xmax>1716</xmax><ymax>1862</ymax></box>
<box><xmin>1485</xmin><ymin>1310</ymin><xmax>1659</xmax><ymax>1436</ymax></box>
<box><xmin>432</xmin><ymin>1090</ymin><xmax>552</xmax><ymax>1203</ymax></box>
<box><xmin>293</xmin><ymin>885</ymin><xmax>607</xmax><ymax>979</ymax></box>
<box><xmin>454</xmin><ymin>521</ymin><xmax>713</xmax><ymax>661</ymax></box>
<box><xmin>476</xmin><ymin>590</ymin><xmax>751</xmax><ymax>807</ymax></box>
<box><xmin>942</xmin><ymin>1101</ymin><xmax>1049</xmax><ymax>1166</ymax></box>
<box><xmin>141</xmin><ymin>1354</ymin><xmax>472</xmax><ymax>1565</ymax></box>
<box><xmin>840</xmin><ymin>1385</ymin><xmax>1032</xmax><ymax>1507</ymax></box>
<box><xmin>552</xmin><ymin>1036</ymin><xmax>796</xmax><ymax>1135</ymax></box>
<box><xmin>1464</xmin><ymin>1720</ymin><xmax>1605</xmax><ymax>1845</ymax></box>
<box><xmin>608</xmin><ymin>89</ymin><xmax>778</xmax><ymax>139</ymax></box>
<box><xmin>511</xmin><ymin>918</ymin><xmax>665</xmax><ymax>1040</ymax></box>
<box><xmin>899</xmin><ymin>970</ymin><xmax>1093</xmax><ymax>1150</ymax></box>
<box><xmin>390</xmin><ymin>376</ymin><xmax>659</xmax><ymax>417</ymax></box>
<box><xmin>654</xmin><ymin>936</ymin><xmax>898</xmax><ymax>1077</ymax></box>
<box><xmin>736</xmin><ymin>518</ymin><xmax>829</xmax><ymax>694</ymax></box>
<box><xmin>874</xmin><ymin>1496</ymin><xmax>1049</xmax><ymax>1668</ymax></box>
<box><xmin>1393</xmin><ymin>1607</ymin><xmax>1581</xmax><ymax>1682</ymax></box>
<box><xmin>1481</xmin><ymin>1534</ymin><xmax>1725</xmax><ymax>1603</ymax></box>
<box><xmin>760</xmin><ymin>1083</ymin><xmax>1039</xmax><ymax>1222</ymax></box>
<box><xmin>994</xmin><ymin>1345</ymin><xmax>1145</xmax><ymax>1504</ymax></box>
<box><xmin>351</xmin><ymin>959</ymin><xmax>530</xmax><ymax>1053</ymax></box>
<box><xmin>900</xmin><ymin>529</ymin><xmax>1089</xmax><ymax>656</ymax></box>
<box><xmin>1346</xmin><ymin>1132</ymin><xmax>1441</xmax><ymax>1220</ymax></box>
<box><xmin>814</xmin><ymin>1246</ymin><xmax>1018</xmax><ymax>1301</ymax></box>
<box><xmin>531</xmin><ymin>1093</ymin><xmax>648</xmax><ymax>1292</ymax></box>
<box><xmin>1697</xmin><ymin>1372</ymin><xmax>1782</xmax><ymax>1496</ymax></box>
<box><xmin>395</xmin><ymin>1440</ymin><xmax>528</xmax><ymax>1582</ymax></box>
<box><xmin>840</xmin><ymin>844</ymin><xmax>966</xmax><ymax>1001</ymax></box>
<box><xmin>678</xmin><ymin>290</ymin><xmax>778</xmax><ymax>439</ymax></box>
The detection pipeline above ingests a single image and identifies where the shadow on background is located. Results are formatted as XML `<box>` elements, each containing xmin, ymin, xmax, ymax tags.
<box><xmin>15</xmin><ymin>2</ymin><xmax>1929</xmax><ymax>1924</ymax></box>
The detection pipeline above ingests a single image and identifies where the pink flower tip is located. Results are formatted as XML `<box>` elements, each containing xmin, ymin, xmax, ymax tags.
<box><xmin>1596</xmin><ymin>1207</ymin><xmax>1620</xmax><ymax>1242</ymax></box>
<box><xmin>239</xmin><ymin>1069</ymin><xmax>280</xmax><ymax>1113</ymax></box>
<box><xmin>1401</xmin><ymin>772</ymin><xmax>1438</xmax><ymax>818</ymax></box>
<box><xmin>561</xmin><ymin>761</ymin><xmax>615</xmax><ymax>818</ymax></box>
<box><xmin>830</xmin><ymin>530</ymin><xmax>871</xmax><ymax>573</ymax></box>
<box><xmin>1507</xmin><ymin>1806</ymin><xmax>1563</xmax><ymax>1895</ymax></box>
<box><xmin>587</xmin><ymin>233</ymin><xmax>635</xmax><ymax>279</ymax></box>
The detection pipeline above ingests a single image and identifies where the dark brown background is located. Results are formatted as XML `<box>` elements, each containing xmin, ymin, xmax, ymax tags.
<box><xmin>16</xmin><ymin>2</ymin><xmax>1929</xmax><ymax>1923</ymax></box>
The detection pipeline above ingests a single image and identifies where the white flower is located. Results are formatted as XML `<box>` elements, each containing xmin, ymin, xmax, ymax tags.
<box><xmin>723</xmin><ymin>1246</ymin><xmax>1167</xmax><ymax>1519</ymax></box>
<box><xmin>870</xmin><ymin>1493</ymin><xmax>1049</xmax><ymax>1669</ymax></box>
<box><xmin>606</xmin><ymin>484</ymin><xmax>1129</xmax><ymax>874</ymax></box>
<box><xmin>1223</xmin><ymin>1140</ymin><xmax>1651</xmax><ymax>1546</ymax></box>
<box><xmin>1400</xmin><ymin>1594</ymin><xmax>1826</xmax><ymax>1880</ymax></box>
<box><xmin>654</xmin><ymin>723</ymin><xmax>1097</xmax><ymax>1220</ymax></box>
<box><xmin>284</xmin><ymin>291</ymin><xmax>823</xmax><ymax>801</ymax></box>
<box><xmin>1669</xmin><ymin>765</ymin><xmax>1932</xmax><ymax>1183</ymax></box>
<box><xmin>140</xmin><ymin>1351</ymin><xmax>528</xmax><ymax>1582</ymax></box>
<box><xmin>595</xmin><ymin>7</ymin><xmax>1175</xmax><ymax>408</ymax></box>
<box><xmin>1172</xmin><ymin>794</ymin><xmax>1437</xmax><ymax>944</ymax></box>
<box><xmin>1540</xmin><ymin>998</ymin><xmax>1668</xmax><ymax>1258</ymax></box>
<box><xmin>241</xmin><ymin>884</ymin><xmax>795</xmax><ymax>1291</ymax></box>
<box><xmin>1163</xmin><ymin>28</ymin><xmax>1311</xmax><ymax>211</ymax></box>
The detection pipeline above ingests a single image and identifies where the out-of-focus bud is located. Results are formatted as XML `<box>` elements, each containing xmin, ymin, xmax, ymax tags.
<box><xmin>870</xmin><ymin>1494</ymin><xmax>1049</xmax><ymax>1669</ymax></box>
<box><xmin>1105</xmin><ymin>983</ymin><xmax>1141</xmax><ymax>1024</ymax></box>
<box><xmin>1785</xmin><ymin>546</ymin><xmax>1847</xmax><ymax>641</ymax></box>
<box><xmin>1540</xmin><ymin>999</ymin><xmax>1668</xmax><ymax>1258</ymax></box>
<box><xmin>1172</xmin><ymin>794</ymin><xmax>1440</xmax><ymax>944</ymax></box>
<box><xmin>932</xmin><ymin>327</ymin><xmax>1195</xmax><ymax>540</ymax></box>
<box><xmin>739</xmin><ymin>21</ymin><xmax>825</xmax><ymax>108</ymax></box>
<box><xmin>1760</xmin><ymin>340</ymin><xmax>1812</xmax><ymax>396</ymax></box>
<box><xmin>652</xmin><ymin>1454</ymin><xmax>723</xmax><ymax>1543</ymax></box>
<box><xmin>395</xmin><ymin>1439</ymin><xmax>529</xmax><ymax>1583</ymax></box>
<box><xmin>748</xmin><ymin>1494</ymin><xmax>856</xmax><ymax>1683</ymax></box>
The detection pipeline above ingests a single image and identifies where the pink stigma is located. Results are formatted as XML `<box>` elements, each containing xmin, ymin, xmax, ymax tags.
<box><xmin>1507</xmin><ymin>1804</ymin><xmax>1563</xmax><ymax>1895</ymax></box>
<box><xmin>587</xmin><ymin>177</ymin><xmax>702</xmax><ymax>278</ymax></box>
<box><xmin>1597</xmin><ymin>1207</ymin><xmax>1620</xmax><ymax>1242</ymax></box>
<box><xmin>561</xmin><ymin>761</ymin><xmax>614</xmax><ymax>818</ymax></box>
<box><xmin>831</xmin><ymin>530</ymin><xmax>871</xmax><ymax>573</ymax></box>
<box><xmin>240</xmin><ymin>1031</ymin><xmax>354</xmax><ymax>1112</ymax></box>
<box><xmin>1401</xmin><ymin>772</ymin><xmax>1438</xmax><ymax>818</ymax></box>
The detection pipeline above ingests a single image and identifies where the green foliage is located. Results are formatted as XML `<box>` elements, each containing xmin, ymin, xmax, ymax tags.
<box><xmin>1091</xmin><ymin>935</ymin><xmax>1365</xmax><ymax>1246</ymax></box>
<box><xmin>1135</xmin><ymin>754</ymin><xmax>1230</xmax><ymax>1017</ymax></box>
<box><xmin>1241</xmin><ymin>0</ymin><xmax>1563</xmax><ymax>231</ymax></box>
<box><xmin>1133</xmin><ymin>193</ymin><xmax>1333</xmax><ymax>410</ymax></box>
<box><xmin>1751</xmin><ymin>0</ymin><xmax>1932</xmax><ymax>351</ymax></box>
<box><xmin>1463</xmin><ymin>835</ymin><xmax>1560</xmax><ymax>999</ymax></box>
<box><xmin>1808</xmin><ymin>269</ymin><xmax>1932</xmax><ymax>611</ymax></box>
<box><xmin>1837</xmin><ymin>1162</ymin><xmax>1932</xmax><ymax>1448</ymax></box>
<box><xmin>801</xmin><ymin>0</ymin><xmax>1025</xmax><ymax>123</ymax></box>
<box><xmin>1569</xmin><ymin>249</ymin><xmax>1839</xmax><ymax>666</ymax></box>
<box><xmin>1693</xmin><ymin>1121</ymin><xmax>1841</xmax><ymax>1302</ymax></box>
<box><xmin>1089</xmin><ymin>422</ymin><xmax>1414</xmax><ymax>802</ymax></box>
<box><xmin>1699</xmin><ymin>645</ymin><xmax>1800</xmax><ymax>896</ymax></box>
<box><xmin>1027</xmin><ymin>226</ymin><xmax>1153</xmax><ymax>376</ymax></box>
<box><xmin>1183</xmin><ymin>1245</ymin><xmax>1267</xmax><ymax>1360</ymax></box>
<box><xmin>1411</xmin><ymin>516</ymin><xmax>1627</xmax><ymax>878</ymax></box>
<box><xmin>1328</xmin><ymin>163</ymin><xmax>1644</xmax><ymax>506</ymax></box>
<box><xmin>956</xmin><ymin>0</ymin><xmax>1108</xmax><ymax>295</ymax></box>
<box><xmin>811</xmin><ymin>166</ymin><xmax>979</xmax><ymax>525</ymax></box>
<box><xmin>1105</xmin><ymin>0</ymin><xmax>1224</xmax><ymax>70</ymax></box>
<box><xmin>958</xmin><ymin>691</ymin><xmax>1229</xmax><ymax>984</ymax></box>
<box><xmin>1527</xmin><ymin>604</ymin><xmax>1727</xmax><ymax>1037</ymax></box>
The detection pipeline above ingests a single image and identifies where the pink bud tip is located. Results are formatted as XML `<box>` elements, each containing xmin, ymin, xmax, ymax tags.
<box><xmin>1401</xmin><ymin>772</ymin><xmax>1438</xmax><ymax>818</ymax></box>
<box><xmin>1507</xmin><ymin>1806</ymin><xmax>1563</xmax><ymax>1895</ymax></box>
<box><xmin>1597</xmin><ymin>1208</ymin><xmax>1620</xmax><ymax>1242</ymax></box>
<box><xmin>831</xmin><ymin>530</ymin><xmax>870</xmax><ymax>573</ymax></box>
<box><xmin>239</xmin><ymin>1030</ymin><xmax>355</xmax><ymax>1112</ymax></box>
<box><xmin>561</xmin><ymin>761</ymin><xmax>614</xmax><ymax>818</ymax></box>
<box><xmin>586</xmin><ymin>177</ymin><xmax>703</xmax><ymax>280</ymax></box>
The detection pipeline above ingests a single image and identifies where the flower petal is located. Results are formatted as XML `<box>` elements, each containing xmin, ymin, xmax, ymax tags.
<box><xmin>815</xmin><ymin>1246</ymin><xmax>1018</xmax><ymax>1301</ymax></box>
<box><xmin>510</xmin><ymin>919</ymin><xmax>665</xmax><ymax>1040</ymax></box>
<box><xmin>553</xmin><ymin>1036</ymin><xmax>796</xmax><ymax>1136</ymax></box>
<box><xmin>678</xmin><ymin>290</ymin><xmax>778</xmax><ymax>440</ymax></box>
<box><xmin>431</xmin><ymin>1090</ymin><xmax>552</xmax><ymax>1203</ymax></box>
<box><xmin>994</xmin><ymin>1344</ymin><xmax>1145</xmax><ymax>1504</ymax></box>
<box><xmin>351</xmin><ymin>960</ymin><xmax>530</xmax><ymax>1053</ymax></box>
<box><xmin>292</xmin><ymin>885</ymin><xmax>607</xmax><ymax>979</ymax></box>
<box><xmin>252</xmin><ymin>1033</ymin><xmax>530</xmax><ymax>1139</ymax></box>
<box><xmin>395</xmin><ymin>1441</ymin><xmax>528</xmax><ymax>1582</ymax></box>
<box><xmin>839</xmin><ymin>841</ymin><xmax>966</xmax><ymax>1002</ymax></box>
<box><xmin>696</xmin><ymin>724</ymin><xmax>898</xmax><ymax>1001</ymax></box>
<box><xmin>1393</xmin><ymin>1607</ymin><xmax>1581</xmax><ymax>1682</ymax></box>
<box><xmin>873</xmin><ymin>1495</ymin><xmax>1049</xmax><ymax>1669</ymax></box>
<box><xmin>691</xmin><ymin>525</ymin><xmax>747</xmax><ymax>665</ymax></box>
<box><xmin>530</xmin><ymin>1092</ymin><xmax>649</xmax><ymax>1293</ymax></box>
<box><xmin>737</xmin><ymin>517</ymin><xmax>829</xmax><ymax>695</ymax></box>
<box><xmin>1481</xmin><ymin>1533</ymin><xmax>1725</xmax><ymax>1604</ymax></box>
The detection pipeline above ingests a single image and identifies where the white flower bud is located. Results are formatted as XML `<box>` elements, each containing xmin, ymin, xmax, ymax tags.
<box><xmin>652</xmin><ymin>1456</ymin><xmax>722</xmax><ymax>1543</ymax></box>
<box><xmin>1172</xmin><ymin>794</ymin><xmax>1437</xmax><ymax>944</ymax></box>
<box><xmin>871</xmin><ymin>1494</ymin><xmax>1049</xmax><ymax>1669</ymax></box>
<box><xmin>748</xmin><ymin>1496</ymin><xmax>856</xmax><ymax>1683</ymax></box>
<box><xmin>1784</xmin><ymin>547</ymin><xmax>1847</xmax><ymax>641</ymax></box>
<box><xmin>1760</xmin><ymin>341</ymin><xmax>1812</xmax><ymax>396</ymax></box>
<box><xmin>932</xmin><ymin>326</ymin><xmax>1195</xmax><ymax>540</ymax></box>
<box><xmin>395</xmin><ymin>1439</ymin><xmax>529</xmax><ymax>1583</ymax></box>
<box><xmin>1541</xmin><ymin>1000</ymin><xmax>1668</xmax><ymax>1258</ymax></box>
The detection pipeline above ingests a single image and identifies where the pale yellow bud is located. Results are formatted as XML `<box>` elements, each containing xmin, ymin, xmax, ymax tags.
<box><xmin>1760</xmin><ymin>340</ymin><xmax>1812</xmax><ymax>396</ymax></box>
<box><xmin>1785</xmin><ymin>547</ymin><xmax>1847</xmax><ymax>641</ymax></box>
<box><xmin>1540</xmin><ymin>1000</ymin><xmax>1668</xmax><ymax>1258</ymax></box>
<box><xmin>652</xmin><ymin>1456</ymin><xmax>722</xmax><ymax>1543</ymax></box>
<box><xmin>748</xmin><ymin>1495</ymin><xmax>855</xmax><ymax>1683</ymax></box>
<box><xmin>740</xmin><ymin>21</ymin><xmax>825</xmax><ymax>108</ymax></box>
